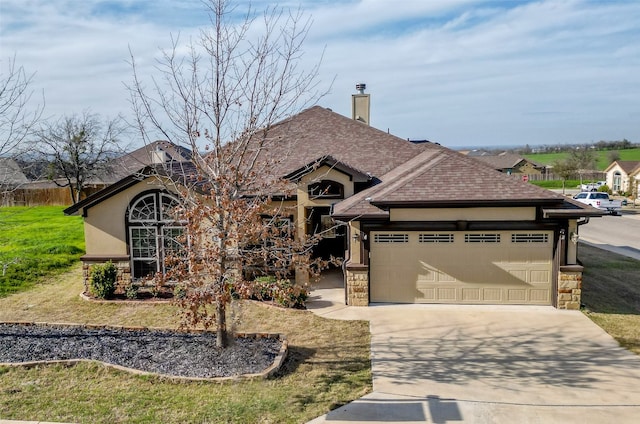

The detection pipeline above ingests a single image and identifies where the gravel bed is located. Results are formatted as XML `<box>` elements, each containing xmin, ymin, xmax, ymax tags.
<box><xmin>0</xmin><ymin>323</ymin><xmax>282</xmax><ymax>378</ymax></box>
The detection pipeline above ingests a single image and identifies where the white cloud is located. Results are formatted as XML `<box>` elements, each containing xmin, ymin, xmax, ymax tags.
<box><xmin>1</xmin><ymin>0</ymin><xmax>639</xmax><ymax>147</ymax></box>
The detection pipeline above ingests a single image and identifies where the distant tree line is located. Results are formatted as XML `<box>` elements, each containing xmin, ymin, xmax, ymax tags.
<box><xmin>515</xmin><ymin>139</ymin><xmax>637</xmax><ymax>155</ymax></box>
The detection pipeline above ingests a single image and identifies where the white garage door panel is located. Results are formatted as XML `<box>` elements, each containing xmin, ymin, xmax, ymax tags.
<box><xmin>370</xmin><ymin>231</ymin><xmax>552</xmax><ymax>305</ymax></box>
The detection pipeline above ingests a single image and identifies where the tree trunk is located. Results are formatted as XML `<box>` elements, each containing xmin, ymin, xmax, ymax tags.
<box><xmin>216</xmin><ymin>298</ymin><xmax>227</xmax><ymax>348</ymax></box>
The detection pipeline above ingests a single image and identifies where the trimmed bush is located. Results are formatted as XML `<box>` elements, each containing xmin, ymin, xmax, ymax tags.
<box><xmin>235</xmin><ymin>276</ymin><xmax>308</xmax><ymax>309</ymax></box>
<box><xmin>89</xmin><ymin>261</ymin><xmax>117</xmax><ymax>299</ymax></box>
<box><xmin>125</xmin><ymin>283</ymin><xmax>139</xmax><ymax>300</ymax></box>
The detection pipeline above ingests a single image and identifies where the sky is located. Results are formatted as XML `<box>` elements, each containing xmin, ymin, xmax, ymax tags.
<box><xmin>1</xmin><ymin>0</ymin><xmax>639</xmax><ymax>149</ymax></box>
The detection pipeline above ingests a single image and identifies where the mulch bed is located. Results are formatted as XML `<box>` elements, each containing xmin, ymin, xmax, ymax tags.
<box><xmin>0</xmin><ymin>323</ymin><xmax>283</xmax><ymax>379</ymax></box>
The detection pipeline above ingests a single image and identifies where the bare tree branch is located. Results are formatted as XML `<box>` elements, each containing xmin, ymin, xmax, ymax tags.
<box><xmin>34</xmin><ymin>111</ymin><xmax>127</xmax><ymax>203</ymax></box>
<box><xmin>128</xmin><ymin>0</ymin><xmax>330</xmax><ymax>347</ymax></box>
<box><xmin>0</xmin><ymin>54</ymin><xmax>44</xmax><ymax>158</ymax></box>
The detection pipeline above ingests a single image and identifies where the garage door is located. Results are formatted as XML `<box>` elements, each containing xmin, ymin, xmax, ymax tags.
<box><xmin>370</xmin><ymin>231</ymin><xmax>552</xmax><ymax>305</ymax></box>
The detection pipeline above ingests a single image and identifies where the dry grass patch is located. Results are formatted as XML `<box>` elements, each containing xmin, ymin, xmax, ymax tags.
<box><xmin>579</xmin><ymin>243</ymin><xmax>640</xmax><ymax>354</ymax></box>
<box><xmin>0</xmin><ymin>264</ymin><xmax>371</xmax><ymax>423</ymax></box>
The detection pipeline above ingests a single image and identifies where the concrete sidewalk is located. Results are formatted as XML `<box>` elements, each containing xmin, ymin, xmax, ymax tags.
<box><xmin>306</xmin><ymin>272</ymin><xmax>640</xmax><ymax>423</ymax></box>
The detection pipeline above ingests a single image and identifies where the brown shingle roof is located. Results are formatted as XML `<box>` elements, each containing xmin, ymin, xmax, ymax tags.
<box><xmin>251</xmin><ymin>106</ymin><xmax>433</xmax><ymax>181</ymax></box>
<box><xmin>102</xmin><ymin>140</ymin><xmax>192</xmax><ymax>183</ymax></box>
<box><xmin>472</xmin><ymin>153</ymin><xmax>545</xmax><ymax>171</ymax></box>
<box><xmin>610</xmin><ymin>160</ymin><xmax>640</xmax><ymax>175</ymax></box>
<box><xmin>333</xmin><ymin>148</ymin><xmax>567</xmax><ymax>219</ymax></box>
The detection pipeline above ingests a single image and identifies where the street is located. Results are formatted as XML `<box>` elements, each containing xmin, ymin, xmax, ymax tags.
<box><xmin>578</xmin><ymin>211</ymin><xmax>640</xmax><ymax>260</ymax></box>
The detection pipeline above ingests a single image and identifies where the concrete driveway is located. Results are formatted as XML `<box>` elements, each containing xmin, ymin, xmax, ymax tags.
<box><xmin>307</xmin><ymin>273</ymin><xmax>640</xmax><ymax>423</ymax></box>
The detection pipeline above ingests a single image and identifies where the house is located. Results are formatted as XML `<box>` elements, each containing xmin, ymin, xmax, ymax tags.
<box><xmin>604</xmin><ymin>160</ymin><xmax>640</xmax><ymax>195</ymax></box>
<box><xmin>467</xmin><ymin>152</ymin><xmax>547</xmax><ymax>177</ymax></box>
<box><xmin>96</xmin><ymin>140</ymin><xmax>193</xmax><ymax>185</ymax></box>
<box><xmin>65</xmin><ymin>95</ymin><xmax>601</xmax><ymax>310</ymax></box>
<box><xmin>0</xmin><ymin>157</ymin><xmax>29</xmax><ymax>186</ymax></box>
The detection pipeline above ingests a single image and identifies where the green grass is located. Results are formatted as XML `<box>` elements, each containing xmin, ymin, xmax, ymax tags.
<box><xmin>0</xmin><ymin>206</ymin><xmax>84</xmax><ymax>297</ymax></box>
<box><xmin>524</xmin><ymin>148</ymin><xmax>640</xmax><ymax>170</ymax></box>
<box><xmin>579</xmin><ymin>243</ymin><xmax>640</xmax><ymax>354</ymax></box>
<box><xmin>529</xmin><ymin>179</ymin><xmax>581</xmax><ymax>189</ymax></box>
<box><xmin>0</xmin><ymin>266</ymin><xmax>371</xmax><ymax>423</ymax></box>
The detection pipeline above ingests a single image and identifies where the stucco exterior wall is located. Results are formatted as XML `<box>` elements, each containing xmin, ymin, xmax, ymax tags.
<box><xmin>348</xmin><ymin>221</ymin><xmax>363</xmax><ymax>265</ymax></box>
<box><xmin>606</xmin><ymin>163</ymin><xmax>632</xmax><ymax>193</ymax></box>
<box><xmin>515</xmin><ymin>161</ymin><xmax>542</xmax><ymax>175</ymax></box>
<box><xmin>83</xmin><ymin>177</ymin><xmax>171</xmax><ymax>256</ymax></box>
<box><xmin>295</xmin><ymin>166</ymin><xmax>355</xmax><ymax>240</ymax></box>
<box><xmin>390</xmin><ymin>207</ymin><xmax>536</xmax><ymax>222</ymax></box>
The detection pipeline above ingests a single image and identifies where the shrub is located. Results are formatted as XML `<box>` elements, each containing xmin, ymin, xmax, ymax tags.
<box><xmin>125</xmin><ymin>283</ymin><xmax>139</xmax><ymax>300</ymax></box>
<box><xmin>597</xmin><ymin>185</ymin><xmax>611</xmax><ymax>194</ymax></box>
<box><xmin>272</xmin><ymin>279</ymin><xmax>308</xmax><ymax>309</ymax></box>
<box><xmin>173</xmin><ymin>285</ymin><xmax>187</xmax><ymax>299</ymax></box>
<box><xmin>89</xmin><ymin>261</ymin><xmax>117</xmax><ymax>299</ymax></box>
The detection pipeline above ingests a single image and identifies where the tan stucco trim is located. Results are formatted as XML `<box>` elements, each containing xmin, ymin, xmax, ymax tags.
<box><xmin>83</xmin><ymin>177</ymin><xmax>174</xmax><ymax>256</ymax></box>
<box><xmin>390</xmin><ymin>207</ymin><xmax>536</xmax><ymax>222</ymax></box>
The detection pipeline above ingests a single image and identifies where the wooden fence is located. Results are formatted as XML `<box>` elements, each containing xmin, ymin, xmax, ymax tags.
<box><xmin>512</xmin><ymin>172</ymin><xmax>606</xmax><ymax>182</ymax></box>
<box><xmin>1</xmin><ymin>186</ymin><xmax>106</xmax><ymax>207</ymax></box>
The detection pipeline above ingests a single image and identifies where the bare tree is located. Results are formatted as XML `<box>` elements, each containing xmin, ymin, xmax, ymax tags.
<box><xmin>35</xmin><ymin>111</ymin><xmax>126</xmax><ymax>204</ymax></box>
<box><xmin>569</xmin><ymin>147</ymin><xmax>597</xmax><ymax>186</ymax></box>
<box><xmin>0</xmin><ymin>55</ymin><xmax>43</xmax><ymax>158</ymax></box>
<box><xmin>128</xmin><ymin>0</ymin><xmax>328</xmax><ymax>347</ymax></box>
<box><xmin>0</xmin><ymin>56</ymin><xmax>44</xmax><ymax>202</ymax></box>
<box><xmin>551</xmin><ymin>158</ymin><xmax>578</xmax><ymax>195</ymax></box>
<box><xmin>607</xmin><ymin>150</ymin><xmax>621</xmax><ymax>164</ymax></box>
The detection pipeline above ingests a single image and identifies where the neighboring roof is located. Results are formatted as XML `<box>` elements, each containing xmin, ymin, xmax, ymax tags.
<box><xmin>333</xmin><ymin>148</ymin><xmax>583</xmax><ymax>219</ymax></box>
<box><xmin>248</xmin><ymin>106</ymin><xmax>433</xmax><ymax>182</ymax></box>
<box><xmin>0</xmin><ymin>158</ymin><xmax>29</xmax><ymax>185</ymax></box>
<box><xmin>604</xmin><ymin>160</ymin><xmax>640</xmax><ymax>175</ymax></box>
<box><xmin>472</xmin><ymin>153</ymin><xmax>544</xmax><ymax>171</ymax></box>
<box><xmin>99</xmin><ymin>140</ymin><xmax>192</xmax><ymax>183</ymax></box>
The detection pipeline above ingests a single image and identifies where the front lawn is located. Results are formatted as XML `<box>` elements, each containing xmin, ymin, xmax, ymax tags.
<box><xmin>0</xmin><ymin>206</ymin><xmax>84</xmax><ymax>297</ymax></box>
<box><xmin>579</xmin><ymin>243</ymin><xmax>640</xmax><ymax>354</ymax></box>
<box><xmin>524</xmin><ymin>148</ymin><xmax>640</xmax><ymax>170</ymax></box>
<box><xmin>0</xmin><ymin>266</ymin><xmax>371</xmax><ymax>423</ymax></box>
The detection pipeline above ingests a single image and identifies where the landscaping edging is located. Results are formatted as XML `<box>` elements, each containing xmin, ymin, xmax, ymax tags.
<box><xmin>0</xmin><ymin>321</ymin><xmax>288</xmax><ymax>382</ymax></box>
<box><xmin>79</xmin><ymin>291</ymin><xmax>173</xmax><ymax>304</ymax></box>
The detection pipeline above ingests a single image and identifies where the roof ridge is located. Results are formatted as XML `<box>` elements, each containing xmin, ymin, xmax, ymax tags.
<box><xmin>367</xmin><ymin>150</ymin><xmax>447</xmax><ymax>202</ymax></box>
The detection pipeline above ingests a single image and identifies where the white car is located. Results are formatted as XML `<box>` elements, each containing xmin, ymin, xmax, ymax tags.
<box><xmin>580</xmin><ymin>181</ymin><xmax>606</xmax><ymax>192</ymax></box>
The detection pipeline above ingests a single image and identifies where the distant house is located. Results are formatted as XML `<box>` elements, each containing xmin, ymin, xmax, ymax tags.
<box><xmin>605</xmin><ymin>160</ymin><xmax>640</xmax><ymax>194</ymax></box>
<box><xmin>466</xmin><ymin>152</ymin><xmax>547</xmax><ymax>177</ymax></box>
<box><xmin>0</xmin><ymin>158</ymin><xmax>29</xmax><ymax>186</ymax></box>
<box><xmin>96</xmin><ymin>140</ymin><xmax>193</xmax><ymax>185</ymax></box>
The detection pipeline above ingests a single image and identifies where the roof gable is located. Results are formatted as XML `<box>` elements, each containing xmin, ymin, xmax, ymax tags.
<box><xmin>0</xmin><ymin>158</ymin><xmax>29</xmax><ymax>184</ymax></box>
<box><xmin>333</xmin><ymin>148</ymin><xmax>568</xmax><ymax>219</ymax></box>
<box><xmin>472</xmin><ymin>153</ymin><xmax>543</xmax><ymax>170</ymax></box>
<box><xmin>605</xmin><ymin>160</ymin><xmax>640</xmax><ymax>174</ymax></box>
<box><xmin>64</xmin><ymin>161</ymin><xmax>200</xmax><ymax>216</ymax></box>
<box><xmin>283</xmin><ymin>155</ymin><xmax>373</xmax><ymax>183</ymax></box>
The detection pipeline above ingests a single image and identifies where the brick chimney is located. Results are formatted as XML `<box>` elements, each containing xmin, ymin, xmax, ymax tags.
<box><xmin>352</xmin><ymin>83</ymin><xmax>370</xmax><ymax>125</ymax></box>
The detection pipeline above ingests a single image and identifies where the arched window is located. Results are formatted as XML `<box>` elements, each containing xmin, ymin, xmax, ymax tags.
<box><xmin>308</xmin><ymin>180</ymin><xmax>344</xmax><ymax>199</ymax></box>
<box><xmin>127</xmin><ymin>191</ymin><xmax>184</xmax><ymax>279</ymax></box>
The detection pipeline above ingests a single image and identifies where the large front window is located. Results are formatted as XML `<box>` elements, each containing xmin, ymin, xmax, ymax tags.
<box><xmin>127</xmin><ymin>192</ymin><xmax>184</xmax><ymax>279</ymax></box>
